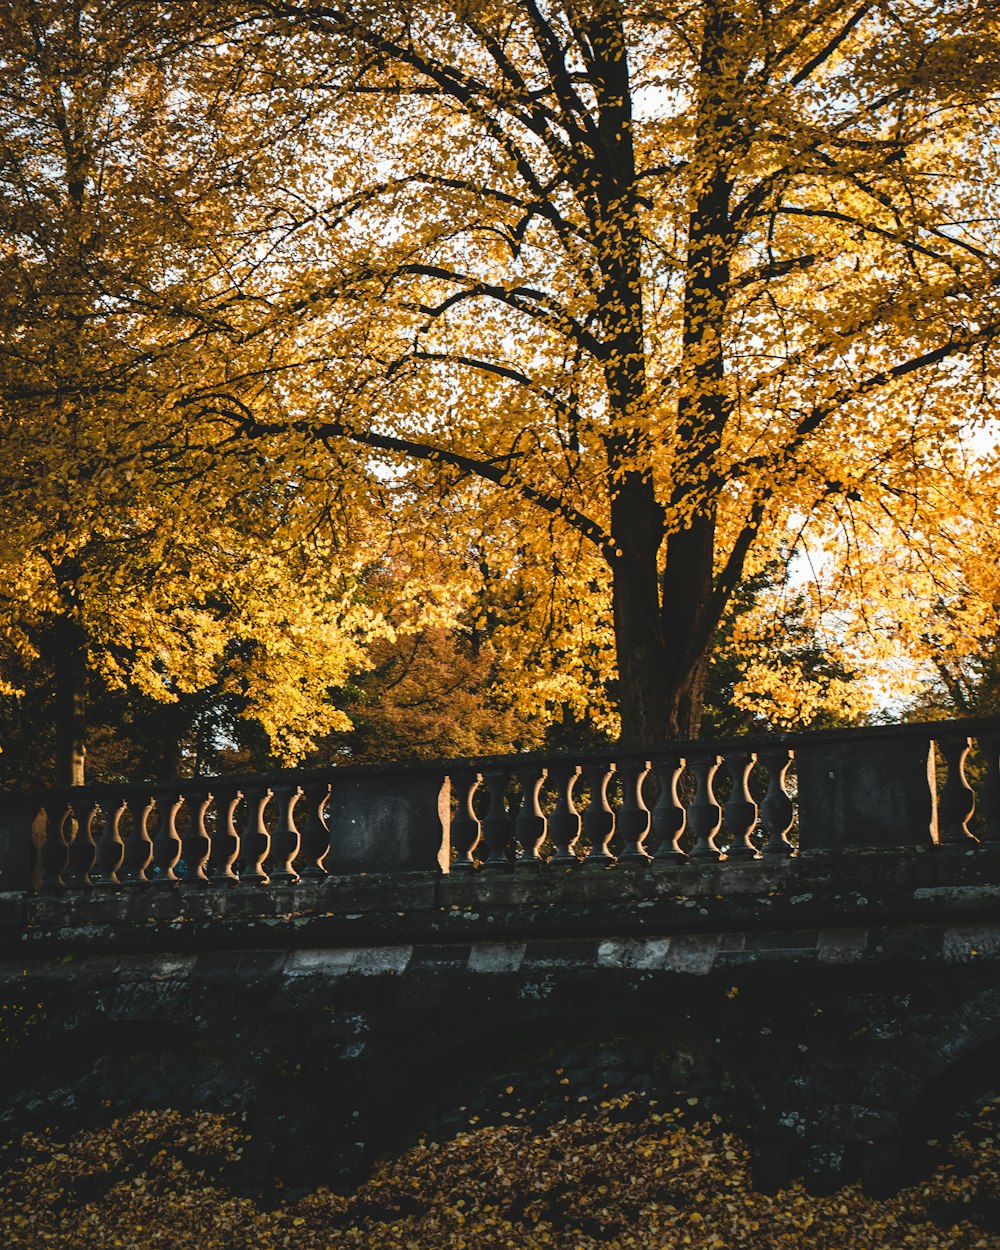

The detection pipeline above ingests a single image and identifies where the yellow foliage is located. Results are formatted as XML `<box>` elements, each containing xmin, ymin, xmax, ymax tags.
<box><xmin>5</xmin><ymin>0</ymin><xmax>1000</xmax><ymax>752</ymax></box>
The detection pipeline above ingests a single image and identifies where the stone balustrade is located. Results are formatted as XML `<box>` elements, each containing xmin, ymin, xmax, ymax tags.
<box><xmin>1</xmin><ymin>716</ymin><xmax>999</xmax><ymax>893</ymax></box>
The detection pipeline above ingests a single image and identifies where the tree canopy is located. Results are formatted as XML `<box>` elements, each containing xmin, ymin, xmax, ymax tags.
<box><xmin>2</xmin><ymin>0</ymin><xmax>1000</xmax><ymax>778</ymax></box>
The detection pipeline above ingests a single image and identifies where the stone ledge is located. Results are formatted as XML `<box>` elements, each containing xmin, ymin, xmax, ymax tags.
<box><xmin>8</xmin><ymin>921</ymin><xmax>1000</xmax><ymax>989</ymax></box>
<box><xmin>4</xmin><ymin>846</ymin><xmax>1000</xmax><ymax>958</ymax></box>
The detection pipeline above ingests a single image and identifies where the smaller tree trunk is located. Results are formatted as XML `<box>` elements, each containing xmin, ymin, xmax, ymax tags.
<box><xmin>53</xmin><ymin>609</ymin><xmax>88</xmax><ymax>787</ymax></box>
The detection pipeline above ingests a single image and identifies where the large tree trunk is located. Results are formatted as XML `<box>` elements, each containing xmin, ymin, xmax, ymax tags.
<box><xmin>589</xmin><ymin>0</ymin><xmax>743</xmax><ymax>746</ymax></box>
<box><xmin>612</xmin><ymin>513</ymin><xmax>719</xmax><ymax>746</ymax></box>
<box><xmin>611</xmin><ymin>522</ymin><xmax>721</xmax><ymax>744</ymax></box>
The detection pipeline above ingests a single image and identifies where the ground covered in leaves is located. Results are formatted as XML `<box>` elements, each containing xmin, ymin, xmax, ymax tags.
<box><xmin>3</xmin><ymin>1097</ymin><xmax>1000</xmax><ymax>1249</ymax></box>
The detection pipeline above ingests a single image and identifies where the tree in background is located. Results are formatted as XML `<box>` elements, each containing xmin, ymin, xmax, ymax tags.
<box><xmin>0</xmin><ymin>0</ymin><xmax>393</xmax><ymax>782</ymax></box>
<box><xmin>699</xmin><ymin>554</ymin><xmax>864</xmax><ymax>737</ymax></box>
<box><xmin>220</xmin><ymin>0</ymin><xmax>1000</xmax><ymax>743</ymax></box>
<box><xmin>822</xmin><ymin>447</ymin><xmax>1000</xmax><ymax>721</ymax></box>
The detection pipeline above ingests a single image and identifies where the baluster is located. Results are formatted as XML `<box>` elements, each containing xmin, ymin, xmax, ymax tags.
<box><xmin>688</xmin><ymin>754</ymin><xmax>723</xmax><ymax>861</ymax></box>
<box><xmin>40</xmin><ymin>792</ymin><xmax>71</xmax><ymax>891</ymax></box>
<box><xmin>760</xmin><ymin>748</ymin><xmax>795</xmax><ymax>857</ymax></box>
<box><xmin>651</xmin><ymin>755</ymin><xmax>687</xmax><ymax>863</ymax></box>
<box><xmin>513</xmin><ymin>765</ymin><xmax>547</xmax><ymax>865</ymax></box>
<box><xmin>119</xmin><ymin>789</ymin><xmax>155</xmax><ymax>885</ymax></box>
<box><xmin>269</xmin><ymin>782</ymin><xmax>301</xmax><ymax>884</ymax></box>
<box><xmin>548</xmin><ymin>765</ymin><xmax>582</xmax><ymax>862</ymax></box>
<box><xmin>615</xmin><ymin>760</ymin><xmax>652</xmax><ymax>862</ymax></box>
<box><xmin>93</xmin><ymin>790</ymin><xmax>126</xmax><ymax>888</ymax></box>
<box><xmin>63</xmin><ymin>794</ymin><xmax>97</xmax><ymax>889</ymax></box>
<box><xmin>297</xmin><ymin>780</ymin><xmax>331</xmax><ymax>879</ymax></box>
<box><xmin>479</xmin><ymin>769</ymin><xmax>514</xmax><ymax>867</ymax></box>
<box><xmin>937</xmin><ymin>734</ymin><xmax>977</xmax><ymax>844</ymax></box>
<box><xmin>209</xmin><ymin>785</ymin><xmax>242</xmax><ymax>884</ymax></box>
<box><xmin>978</xmin><ymin>733</ymin><xmax>1000</xmax><ymax>844</ymax></box>
<box><xmin>450</xmin><ymin>770</ymin><xmax>482</xmax><ymax>870</ymax></box>
<box><xmin>240</xmin><ymin>783</ymin><xmax>271</xmax><ymax>884</ymax></box>
<box><xmin>724</xmin><ymin>750</ymin><xmax>760</xmax><ymax>860</ymax></box>
<box><xmin>180</xmin><ymin>785</ymin><xmax>212</xmax><ymax>887</ymax></box>
<box><xmin>582</xmin><ymin>762</ymin><xmax>616</xmax><ymax>866</ymax></box>
<box><xmin>151</xmin><ymin>788</ymin><xmax>183</xmax><ymax>885</ymax></box>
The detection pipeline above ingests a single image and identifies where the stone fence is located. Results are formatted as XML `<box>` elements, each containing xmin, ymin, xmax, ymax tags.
<box><xmin>1</xmin><ymin>716</ymin><xmax>999</xmax><ymax>894</ymax></box>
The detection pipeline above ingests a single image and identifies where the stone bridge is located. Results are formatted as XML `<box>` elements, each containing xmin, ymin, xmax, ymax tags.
<box><xmin>2</xmin><ymin>717</ymin><xmax>1000</xmax><ymax>1196</ymax></box>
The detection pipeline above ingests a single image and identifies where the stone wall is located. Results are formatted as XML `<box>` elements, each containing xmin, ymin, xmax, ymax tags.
<box><xmin>3</xmin><ymin>846</ymin><xmax>1000</xmax><ymax>1194</ymax></box>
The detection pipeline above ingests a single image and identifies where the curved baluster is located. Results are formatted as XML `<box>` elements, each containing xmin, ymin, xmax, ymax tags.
<box><xmin>240</xmin><ymin>783</ymin><xmax>271</xmax><ymax>884</ymax></box>
<box><xmin>479</xmin><ymin>768</ymin><xmax>514</xmax><ymax>868</ymax></box>
<box><xmin>119</xmin><ymin>789</ymin><xmax>155</xmax><ymax>886</ymax></box>
<box><xmin>938</xmin><ymin>734</ymin><xmax>977</xmax><ymax>844</ymax></box>
<box><xmin>93</xmin><ymin>789</ymin><xmax>126</xmax><ymax>889</ymax></box>
<box><xmin>297</xmin><ymin>780</ymin><xmax>331</xmax><ymax>879</ymax></box>
<box><xmin>151</xmin><ymin>788</ymin><xmax>183</xmax><ymax>885</ymax></box>
<box><xmin>180</xmin><ymin>785</ymin><xmax>212</xmax><ymax>887</ymax></box>
<box><xmin>688</xmin><ymin>754</ymin><xmax>723</xmax><ymax>861</ymax></box>
<box><xmin>450</xmin><ymin>770</ymin><xmax>482</xmax><ymax>870</ymax></box>
<box><xmin>40</xmin><ymin>792</ymin><xmax>71</xmax><ymax>892</ymax></box>
<box><xmin>209</xmin><ymin>785</ymin><xmax>242</xmax><ymax>885</ymax></box>
<box><xmin>651</xmin><ymin>755</ymin><xmax>687</xmax><ymax>863</ymax></box>
<box><xmin>616</xmin><ymin>760</ymin><xmax>652</xmax><ymax>862</ymax></box>
<box><xmin>514</xmin><ymin>766</ymin><xmax>547</xmax><ymax>865</ymax></box>
<box><xmin>582</xmin><ymin>762</ymin><xmax>616</xmax><ymax>866</ymax></box>
<box><xmin>269</xmin><ymin>782</ymin><xmax>301</xmax><ymax>884</ymax></box>
<box><xmin>724</xmin><ymin>750</ymin><xmax>759</xmax><ymax>860</ymax></box>
<box><xmin>978</xmin><ymin>733</ymin><xmax>1000</xmax><ymax>844</ymax></box>
<box><xmin>760</xmin><ymin>748</ymin><xmax>795</xmax><ymax>857</ymax></box>
<box><xmin>63</xmin><ymin>794</ymin><xmax>97</xmax><ymax>889</ymax></box>
<box><xmin>548</xmin><ymin>765</ymin><xmax>582</xmax><ymax>862</ymax></box>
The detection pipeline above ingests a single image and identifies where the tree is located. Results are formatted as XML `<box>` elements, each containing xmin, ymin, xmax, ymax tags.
<box><xmin>223</xmin><ymin>0</ymin><xmax>1000</xmax><ymax>743</ymax></box>
<box><xmin>0</xmin><ymin>0</ymin><xmax>390</xmax><ymax>782</ymax></box>
<box><xmin>700</xmin><ymin>553</ymin><xmax>865</xmax><ymax>737</ymax></box>
<box><xmin>821</xmin><ymin>444</ymin><xmax>1000</xmax><ymax>721</ymax></box>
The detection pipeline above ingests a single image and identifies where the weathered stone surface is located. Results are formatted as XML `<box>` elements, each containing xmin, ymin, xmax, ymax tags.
<box><xmin>596</xmin><ymin>937</ymin><xmax>673</xmax><ymax>969</ymax></box>
<box><xmin>10</xmin><ymin>844</ymin><xmax>1000</xmax><ymax>959</ymax></box>
<box><xmin>324</xmin><ymin>774</ymin><xmax>449</xmax><ymax>873</ymax></box>
<box><xmin>796</xmin><ymin>736</ymin><xmax>937</xmax><ymax>850</ymax></box>
<box><xmin>0</xmin><ymin>794</ymin><xmax>38</xmax><ymax>892</ymax></box>
<box><xmin>284</xmin><ymin>948</ymin><xmax>354</xmax><ymax>976</ymax></box>
<box><xmin>942</xmin><ymin>926</ymin><xmax>1000</xmax><ymax>962</ymax></box>
<box><xmin>663</xmin><ymin>934</ymin><xmax>720</xmax><ymax>974</ymax></box>
<box><xmin>817</xmin><ymin>928</ymin><xmax>867</xmax><ymax>964</ymax></box>
<box><xmin>467</xmin><ymin>942</ymin><xmax>525</xmax><ymax>972</ymax></box>
<box><xmin>5</xmin><ymin>843</ymin><xmax>1000</xmax><ymax>1198</ymax></box>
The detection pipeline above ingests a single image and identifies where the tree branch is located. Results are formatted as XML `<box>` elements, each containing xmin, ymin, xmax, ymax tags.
<box><xmin>207</xmin><ymin>401</ymin><xmax>617</xmax><ymax>561</ymax></box>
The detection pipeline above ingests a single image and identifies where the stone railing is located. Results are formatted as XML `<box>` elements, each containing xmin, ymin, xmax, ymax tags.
<box><xmin>1</xmin><ymin>717</ymin><xmax>999</xmax><ymax>893</ymax></box>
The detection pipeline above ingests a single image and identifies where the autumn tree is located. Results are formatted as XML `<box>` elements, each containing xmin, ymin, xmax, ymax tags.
<box><xmin>0</xmin><ymin>0</ymin><xmax>393</xmax><ymax>782</ymax></box>
<box><xmin>215</xmin><ymin>0</ymin><xmax>1000</xmax><ymax>743</ymax></box>
<box><xmin>807</xmin><ymin>443</ymin><xmax>1000</xmax><ymax>721</ymax></box>
<box><xmin>0</xmin><ymin>510</ymin><xmax>386</xmax><ymax>785</ymax></box>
